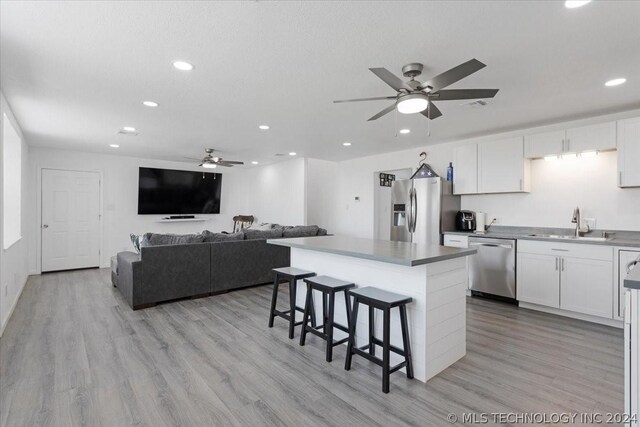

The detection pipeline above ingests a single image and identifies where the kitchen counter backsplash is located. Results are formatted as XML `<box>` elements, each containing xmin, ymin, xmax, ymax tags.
<box><xmin>445</xmin><ymin>226</ymin><xmax>640</xmax><ymax>248</ymax></box>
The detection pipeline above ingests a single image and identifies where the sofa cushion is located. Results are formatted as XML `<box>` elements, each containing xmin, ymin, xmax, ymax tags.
<box><xmin>244</xmin><ymin>228</ymin><xmax>283</xmax><ymax>240</ymax></box>
<box><xmin>145</xmin><ymin>233</ymin><xmax>205</xmax><ymax>246</ymax></box>
<box><xmin>282</xmin><ymin>225</ymin><xmax>320</xmax><ymax>238</ymax></box>
<box><xmin>202</xmin><ymin>230</ymin><xmax>244</xmax><ymax>242</ymax></box>
<box><xmin>247</xmin><ymin>222</ymin><xmax>274</xmax><ymax>231</ymax></box>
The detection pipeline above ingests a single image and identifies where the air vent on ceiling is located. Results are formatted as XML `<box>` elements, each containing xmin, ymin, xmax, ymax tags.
<box><xmin>118</xmin><ymin>130</ymin><xmax>139</xmax><ymax>136</ymax></box>
<box><xmin>460</xmin><ymin>100</ymin><xmax>488</xmax><ymax>108</ymax></box>
<box><xmin>274</xmin><ymin>153</ymin><xmax>285</xmax><ymax>157</ymax></box>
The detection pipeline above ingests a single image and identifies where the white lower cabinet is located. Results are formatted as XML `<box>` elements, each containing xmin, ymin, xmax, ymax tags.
<box><xmin>517</xmin><ymin>253</ymin><xmax>560</xmax><ymax>308</ymax></box>
<box><xmin>560</xmin><ymin>257</ymin><xmax>613</xmax><ymax>318</ymax></box>
<box><xmin>517</xmin><ymin>240</ymin><xmax>614</xmax><ymax>319</ymax></box>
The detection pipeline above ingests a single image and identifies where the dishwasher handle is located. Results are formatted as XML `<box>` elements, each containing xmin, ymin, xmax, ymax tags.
<box><xmin>469</xmin><ymin>241</ymin><xmax>514</xmax><ymax>250</ymax></box>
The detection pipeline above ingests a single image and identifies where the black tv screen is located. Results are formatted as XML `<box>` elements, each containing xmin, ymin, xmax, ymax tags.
<box><xmin>137</xmin><ymin>167</ymin><xmax>222</xmax><ymax>215</ymax></box>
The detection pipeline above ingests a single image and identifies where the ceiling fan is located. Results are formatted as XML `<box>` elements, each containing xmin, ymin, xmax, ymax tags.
<box><xmin>185</xmin><ymin>148</ymin><xmax>244</xmax><ymax>168</ymax></box>
<box><xmin>333</xmin><ymin>58</ymin><xmax>499</xmax><ymax>121</ymax></box>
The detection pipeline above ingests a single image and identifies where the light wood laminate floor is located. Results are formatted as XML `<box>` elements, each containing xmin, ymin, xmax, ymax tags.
<box><xmin>0</xmin><ymin>268</ymin><xmax>624</xmax><ymax>426</ymax></box>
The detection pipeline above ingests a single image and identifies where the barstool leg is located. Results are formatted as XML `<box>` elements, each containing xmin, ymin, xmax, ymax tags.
<box><xmin>299</xmin><ymin>284</ymin><xmax>313</xmax><ymax>346</ymax></box>
<box><xmin>288</xmin><ymin>278</ymin><xmax>297</xmax><ymax>339</ymax></box>
<box><xmin>309</xmin><ymin>290</ymin><xmax>318</xmax><ymax>329</ymax></box>
<box><xmin>326</xmin><ymin>292</ymin><xmax>336</xmax><ymax>362</ymax></box>
<box><xmin>344</xmin><ymin>298</ymin><xmax>359</xmax><ymax>371</ymax></box>
<box><xmin>399</xmin><ymin>305</ymin><xmax>414</xmax><ymax>379</ymax></box>
<box><xmin>268</xmin><ymin>274</ymin><xmax>279</xmax><ymax>328</ymax></box>
<box><xmin>382</xmin><ymin>308</ymin><xmax>391</xmax><ymax>393</ymax></box>
<box><xmin>322</xmin><ymin>293</ymin><xmax>327</xmax><ymax>334</ymax></box>
<box><xmin>368</xmin><ymin>306</ymin><xmax>375</xmax><ymax>356</ymax></box>
<box><xmin>343</xmin><ymin>290</ymin><xmax>352</xmax><ymax>329</ymax></box>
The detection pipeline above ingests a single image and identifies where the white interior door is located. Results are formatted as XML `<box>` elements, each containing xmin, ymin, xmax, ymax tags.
<box><xmin>41</xmin><ymin>169</ymin><xmax>100</xmax><ymax>272</ymax></box>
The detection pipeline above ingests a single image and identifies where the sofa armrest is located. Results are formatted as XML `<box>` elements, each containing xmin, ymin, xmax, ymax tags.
<box><xmin>117</xmin><ymin>251</ymin><xmax>142</xmax><ymax>308</ymax></box>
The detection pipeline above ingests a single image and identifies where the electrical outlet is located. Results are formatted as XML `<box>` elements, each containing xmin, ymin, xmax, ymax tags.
<box><xmin>584</xmin><ymin>218</ymin><xmax>596</xmax><ymax>229</ymax></box>
<box><xmin>4</xmin><ymin>285</ymin><xmax>7</xmax><ymax>297</ymax></box>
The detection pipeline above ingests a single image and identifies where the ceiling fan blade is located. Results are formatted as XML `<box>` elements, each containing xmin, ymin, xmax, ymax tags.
<box><xmin>184</xmin><ymin>157</ymin><xmax>203</xmax><ymax>161</ymax></box>
<box><xmin>333</xmin><ymin>96</ymin><xmax>397</xmax><ymax>104</ymax></box>
<box><xmin>420</xmin><ymin>102</ymin><xmax>443</xmax><ymax>120</ymax></box>
<box><xmin>218</xmin><ymin>160</ymin><xmax>244</xmax><ymax>165</ymax></box>
<box><xmin>367</xmin><ymin>103</ymin><xmax>397</xmax><ymax>121</ymax></box>
<box><xmin>430</xmin><ymin>89</ymin><xmax>499</xmax><ymax>101</ymax></box>
<box><xmin>369</xmin><ymin>68</ymin><xmax>412</xmax><ymax>92</ymax></box>
<box><xmin>215</xmin><ymin>163</ymin><xmax>233</xmax><ymax>167</ymax></box>
<box><xmin>418</xmin><ymin>58</ymin><xmax>486</xmax><ymax>92</ymax></box>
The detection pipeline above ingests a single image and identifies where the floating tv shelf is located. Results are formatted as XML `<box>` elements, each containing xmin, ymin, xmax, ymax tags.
<box><xmin>157</xmin><ymin>217</ymin><xmax>209</xmax><ymax>223</ymax></box>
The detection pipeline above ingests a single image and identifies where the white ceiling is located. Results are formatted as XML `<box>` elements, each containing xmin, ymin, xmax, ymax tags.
<box><xmin>2</xmin><ymin>1</ymin><xmax>640</xmax><ymax>164</ymax></box>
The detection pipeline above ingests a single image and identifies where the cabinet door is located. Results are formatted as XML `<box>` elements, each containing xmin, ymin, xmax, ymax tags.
<box><xmin>517</xmin><ymin>253</ymin><xmax>560</xmax><ymax>308</ymax></box>
<box><xmin>618</xmin><ymin>117</ymin><xmax>640</xmax><ymax>188</ymax></box>
<box><xmin>453</xmin><ymin>144</ymin><xmax>478</xmax><ymax>195</ymax></box>
<box><xmin>478</xmin><ymin>136</ymin><xmax>529</xmax><ymax>193</ymax></box>
<box><xmin>560</xmin><ymin>257</ymin><xmax>613</xmax><ymax>318</ymax></box>
<box><xmin>566</xmin><ymin>122</ymin><xmax>616</xmax><ymax>153</ymax></box>
<box><xmin>524</xmin><ymin>130</ymin><xmax>565</xmax><ymax>158</ymax></box>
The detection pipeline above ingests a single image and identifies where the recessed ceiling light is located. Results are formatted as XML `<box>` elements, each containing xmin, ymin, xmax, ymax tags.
<box><xmin>343</xmin><ymin>142</ymin><xmax>351</xmax><ymax>146</ymax></box>
<box><xmin>122</xmin><ymin>126</ymin><xmax>136</xmax><ymax>132</ymax></box>
<box><xmin>109</xmin><ymin>144</ymin><xmax>119</xmax><ymax>148</ymax></box>
<box><xmin>288</xmin><ymin>152</ymin><xmax>297</xmax><ymax>156</ymax></box>
<box><xmin>564</xmin><ymin>0</ymin><xmax>591</xmax><ymax>8</ymax></box>
<box><xmin>173</xmin><ymin>61</ymin><xmax>194</xmax><ymax>71</ymax></box>
<box><xmin>399</xmin><ymin>129</ymin><xmax>411</xmax><ymax>134</ymax></box>
<box><xmin>251</xmin><ymin>161</ymin><xmax>259</xmax><ymax>165</ymax></box>
<box><xmin>259</xmin><ymin>125</ymin><xmax>270</xmax><ymax>130</ymax></box>
<box><xmin>605</xmin><ymin>78</ymin><xmax>626</xmax><ymax>87</ymax></box>
<box><xmin>142</xmin><ymin>101</ymin><xmax>159</xmax><ymax>107</ymax></box>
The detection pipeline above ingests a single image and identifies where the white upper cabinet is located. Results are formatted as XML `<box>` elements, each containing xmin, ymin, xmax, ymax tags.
<box><xmin>524</xmin><ymin>130</ymin><xmax>565</xmax><ymax>158</ymax></box>
<box><xmin>618</xmin><ymin>117</ymin><xmax>640</xmax><ymax>188</ymax></box>
<box><xmin>453</xmin><ymin>143</ymin><xmax>478</xmax><ymax>195</ymax></box>
<box><xmin>523</xmin><ymin>121</ymin><xmax>616</xmax><ymax>158</ymax></box>
<box><xmin>478</xmin><ymin>137</ymin><xmax>530</xmax><ymax>193</ymax></box>
<box><xmin>566</xmin><ymin>122</ymin><xmax>616</xmax><ymax>153</ymax></box>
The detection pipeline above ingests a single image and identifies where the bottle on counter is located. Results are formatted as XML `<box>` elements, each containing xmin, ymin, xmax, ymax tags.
<box><xmin>446</xmin><ymin>162</ymin><xmax>454</xmax><ymax>182</ymax></box>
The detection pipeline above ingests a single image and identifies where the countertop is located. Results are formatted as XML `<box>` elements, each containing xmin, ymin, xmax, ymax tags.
<box><xmin>625</xmin><ymin>266</ymin><xmax>640</xmax><ymax>290</ymax></box>
<box><xmin>267</xmin><ymin>235</ymin><xmax>477</xmax><ymax>267</ymax></box>
<box><xmin>444</xmin><ymin>226</ymin><xmax>640</xmax><ymax>248</ymax></box>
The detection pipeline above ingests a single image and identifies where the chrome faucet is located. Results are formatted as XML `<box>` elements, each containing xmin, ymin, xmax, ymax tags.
<box><xmin>571</xmin><ymin>206</ymin><xmax>590</xmax><ymax>237</ymax></box>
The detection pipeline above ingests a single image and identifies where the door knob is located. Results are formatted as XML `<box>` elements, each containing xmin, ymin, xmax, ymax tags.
<box><xmin>42</xmin><ymin>224</ymin><xmax>49</xmax><ymax>229</ymax></box>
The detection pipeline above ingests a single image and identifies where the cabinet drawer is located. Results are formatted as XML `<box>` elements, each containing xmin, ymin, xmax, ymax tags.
<box><xmin>518</xmin><ymin>240</ymin><xmax>613</xmax><ymax>261</ymax></box>
<box><xmin>444</xmin><ymin>234</ymin><xmax>469</xmax><ymax>248</ymax></box>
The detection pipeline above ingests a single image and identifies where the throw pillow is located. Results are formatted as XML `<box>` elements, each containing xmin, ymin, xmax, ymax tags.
<box><xmin>317</xmin><ymin>228</ymin><xmax>328</xmax><ymax>236</ymax></box>
<box><xmin>244</xmin><ymin>228</ymin><xmax>283</xmax><ymax>240</ymax></box>
<box><xmin>129</xmin><ymin>233</ymin><xmax>143</xmax><ymax>253</ymax></box>
<box><xmin>146</xmin><ymin>233</ymin><xmax>205</xmax><ymax>246</ymax></box>
<box><xmin>248</xmin><ymin>222</ymin><xmax>273</xmax><ymax>231</ymax></box>
<box><xmin>202</xmin><ymin>230</ymin><xmax>244</xmax><ymax>242</ymax></box>
<box><xmin>282</xmin><ymin>225</ymin><xmax>320</xmax><ymax>238</ymax></box>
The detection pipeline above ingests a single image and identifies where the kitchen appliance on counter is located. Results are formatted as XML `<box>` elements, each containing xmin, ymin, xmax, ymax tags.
<box><xmin>390</xmin><ymin>177</ymin><xmax>460</xmax><ymax>245</ymax></box>
<box><xmin>455</xmin><ymin>210</ymin><xmax>476</xmax><ymax>231</ymax></box>
<box><xmin>469</xmin><ymin>237</ymin><xmax>517</xmax><ymax>302</ymax></box>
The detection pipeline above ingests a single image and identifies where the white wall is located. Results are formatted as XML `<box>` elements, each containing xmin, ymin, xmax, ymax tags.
<box><xmin>305</xmin><ymin>158</ymin><xmax>338</xmax><ymax>232</ymax></box>
<box><xmin>241</xmin><ymin>157</ymin><xmax>306</xmax><ymax>226</ymax></box>
<box><xmin>0</xmin><ymin>93</ymin><xmax>30</xmax><ymax>336</ymax></box>
<box><xmin>27</xmin><ymin>147</ymin><xmax>248</xmax><ymax>273</ymax></box>
<box><xmin>462</xmin><ymin>151</ymin><xmax>640</xmax><ymax>230</ymax></box>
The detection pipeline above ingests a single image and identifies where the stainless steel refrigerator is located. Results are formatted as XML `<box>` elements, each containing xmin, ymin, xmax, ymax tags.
<box><xmin>390</xmin><ymin>177</ymin><xmax>460</xmax><ymax>245</ymax></box>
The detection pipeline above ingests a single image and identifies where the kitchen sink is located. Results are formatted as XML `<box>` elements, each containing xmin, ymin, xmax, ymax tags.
<box><xmin>526</xmin><ymin>233</ymin><xmax>611</xmax><ymax>242</ymax></box>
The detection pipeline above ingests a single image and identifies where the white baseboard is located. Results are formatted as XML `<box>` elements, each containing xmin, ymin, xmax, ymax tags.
<box><xmin>0</xmin><ymin>274</ymin><xmax>30</xmax><ymax>338</ymax></box>
<box><xmin>519</xmin><ymin>301</ymin><xmax>623</xmax><ymax>329</ymax></box>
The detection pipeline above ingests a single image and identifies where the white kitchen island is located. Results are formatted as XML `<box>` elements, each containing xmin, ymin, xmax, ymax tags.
<box><xmin>268</xmin><ymin>235</ymin><xmax>477</xmax><ymax>382</ymax></box>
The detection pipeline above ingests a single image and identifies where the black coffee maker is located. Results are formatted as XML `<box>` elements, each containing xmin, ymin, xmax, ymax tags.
<box><xmin>455</xmin><ymin>210</ymin><xmax>476</xmax><ymax>231</ymax></box>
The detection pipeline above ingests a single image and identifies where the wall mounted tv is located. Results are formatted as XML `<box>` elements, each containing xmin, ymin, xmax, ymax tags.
<box><xmin>137</xmin><ymin>167</ymin><xmax>222</xmax><ymax>215</ymax></box>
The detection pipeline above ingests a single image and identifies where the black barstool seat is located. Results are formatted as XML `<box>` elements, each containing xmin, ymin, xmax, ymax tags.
<box><xmin>268</xmin><ymin>267</ymin><xmax>317</xmax><ymax>339</ymax></box>
<box><xmin>300</xmin><ymin>276</ymin><xmax>355</xmax><ymax>362</ymax></box>
<box><xmin>344</xmin><ymin>286</ymin><xmax>413</xmax><ymax>394</ymax></box>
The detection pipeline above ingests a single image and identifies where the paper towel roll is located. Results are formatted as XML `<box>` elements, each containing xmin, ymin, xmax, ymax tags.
<box><xmin>476</xmin><ymin>212</ymin><xmax>486</xmax><ymax>232</ymax></box>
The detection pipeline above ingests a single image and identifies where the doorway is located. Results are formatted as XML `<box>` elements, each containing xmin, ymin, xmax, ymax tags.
<box><xmin>41</xmin><ymin>169</ymin><xmax>101</xmax><ymax>272</ymax></box>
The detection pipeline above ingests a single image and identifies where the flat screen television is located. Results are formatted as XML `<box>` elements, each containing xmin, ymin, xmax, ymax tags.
<box><xmin>137</xmin><ymin>167</ymin><xmax>222</xmax><ymax>215</ymax></box>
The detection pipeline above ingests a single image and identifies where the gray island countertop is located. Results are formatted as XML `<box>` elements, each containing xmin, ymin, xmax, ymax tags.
<box><xmin>267</xmin><ymin>235</ymin><xmax>477</xmax><ymax>267</ymax></box>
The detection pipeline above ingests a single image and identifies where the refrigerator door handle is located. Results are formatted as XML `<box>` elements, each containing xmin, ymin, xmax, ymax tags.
<box><xmin>411</xmin><ymin>188</ymin><xmax>418</xmax><ymax>233</ymax></box>
<box><xmin>405</xmin><ymin>189</ymin><xmax>413</xmax><ymax>233</ymax></box>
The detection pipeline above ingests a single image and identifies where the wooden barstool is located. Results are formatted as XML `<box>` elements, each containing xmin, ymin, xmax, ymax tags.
<box><xmin>344</xmin><ymin>286</ymin><xmax>413</xmax><ymax>393</ymax></box>
<box><xmin>268</xmin><ymin>267</ymin><xmax>317</xmax><ymax>339</ymax></box>
<box><xmin>299</xmin><ymin>276</ymin><xmax>355</xmax><ymax>362</ymax></box>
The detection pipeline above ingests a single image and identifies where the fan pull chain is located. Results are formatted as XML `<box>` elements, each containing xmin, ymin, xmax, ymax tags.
<box><xmin>394</xmin><ymin>108</ymin><xmax>398</xmax><ymax>137</ymax></box>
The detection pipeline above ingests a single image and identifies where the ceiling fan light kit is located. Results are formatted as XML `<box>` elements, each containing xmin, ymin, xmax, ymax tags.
<box><xmin>334</xmin><ymin>58</ymin><xmax>499</xmax><ymax>122</ymax></box>
<box><xmin>185</xmin><ymin>148</ymin><xmax>244</xmax><ymax>168</ymax></box>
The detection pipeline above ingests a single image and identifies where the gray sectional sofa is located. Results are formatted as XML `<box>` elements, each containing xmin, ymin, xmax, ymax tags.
<box><xmin>114</xmin><ymin>225</ymin><xmax>326</xmax><ymax>309</ymax></box>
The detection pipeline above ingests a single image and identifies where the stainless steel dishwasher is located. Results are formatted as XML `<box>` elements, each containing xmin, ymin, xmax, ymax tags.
<box><xmin>468</xmin><ymin>237</ymin><xmax>516</xmax><ymax>301</ymax></box>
